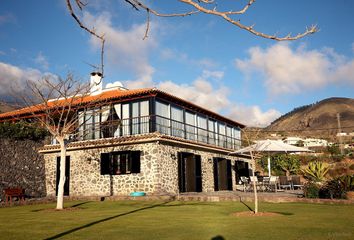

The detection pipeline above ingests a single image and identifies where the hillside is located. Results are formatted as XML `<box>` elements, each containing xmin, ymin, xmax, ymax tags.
<box><xmin>266</xmin><ymin>97</ymin><xmax>354</xmax><ymax>138</ymax></box>
<box><xmin>0</xmin><ymin>102</ymin><xmax>15</xmax><ymax>113</ymax></box>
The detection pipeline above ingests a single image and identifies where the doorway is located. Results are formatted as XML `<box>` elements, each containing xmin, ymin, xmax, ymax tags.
<box><xmin>213</xmin><ymin>158</ymin><xmax>232</xmax><ymax>191</ymax></box>
<box><xmin>56</xmin><ymin>156</ymin><xmax>70</xmax><ymax>196</ymax></box>
<box><xmin>235</xmin><ymin>160</ymin><xmax>250</xmax><ymax>184</ymax></box>
<box><xmin>178</xmin><ymin>152</ymin><xmax>202</xmax><ymax>192</ymax></box>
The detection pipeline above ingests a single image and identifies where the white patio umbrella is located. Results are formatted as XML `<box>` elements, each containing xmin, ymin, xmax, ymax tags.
<box><xmin>231</xmin><ymin>139</ymin><xmax>311</xmax><ymax>177</ymax></box>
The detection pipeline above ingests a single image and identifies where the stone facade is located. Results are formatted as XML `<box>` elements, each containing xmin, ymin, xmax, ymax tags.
<box><xmin>44</xmin><ymin>140</ymin><xmax>250</xmax><ymax>197</ymax></box>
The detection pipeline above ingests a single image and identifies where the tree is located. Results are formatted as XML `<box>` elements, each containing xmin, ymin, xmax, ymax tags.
<box><xmin>5</xmin><ymin>75</ymin><xmax>103</xmax><ymax>209</ymax></box>
<box><xmin>240</xmin><ymin>129</ymin><xmax>262</xmax><ymax>214</ymax></box>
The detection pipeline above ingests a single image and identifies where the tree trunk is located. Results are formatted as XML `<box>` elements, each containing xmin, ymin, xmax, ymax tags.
<box><xmin>250</xmin><ymin>151</ymin><xmax>258</xmax><ymax>214</ymax></box>
<box><xmin>56</xmin><ymin>138</ymin><xmax>67</xmax><ymax>210</ymax></box>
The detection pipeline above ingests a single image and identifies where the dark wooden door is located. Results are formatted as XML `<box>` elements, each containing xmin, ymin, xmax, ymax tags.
<box><xmin>178</xmin><ymin>153</ymin><xmax>202</xmax><ymax>192</ymax></box>
<box><xmin>56</xmin><ymin>156</ymin><xmax>70</xmax><ymax>196</ymax></box>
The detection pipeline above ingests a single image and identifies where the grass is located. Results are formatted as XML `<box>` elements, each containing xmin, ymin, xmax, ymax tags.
<box><xmin>0</xmin><ymin>200</ymin><xmax>353</xmax><ymax>240</ymax></box>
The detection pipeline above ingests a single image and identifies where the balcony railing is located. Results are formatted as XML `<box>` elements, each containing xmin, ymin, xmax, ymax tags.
<box><xmin>53</xmin><ymin>115</ymin><xmax>241</xmax><ymax>150</ymax></box>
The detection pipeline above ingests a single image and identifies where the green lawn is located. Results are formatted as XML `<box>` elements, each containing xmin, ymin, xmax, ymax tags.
<box><xmin>0</xmin><ymin>200</ymin><xmax>353</xmax><ymax>240</ymax></box>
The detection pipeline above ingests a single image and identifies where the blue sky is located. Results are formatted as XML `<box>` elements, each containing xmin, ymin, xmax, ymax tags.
<box><xmin>1</xmin><ymin>0</ymin><xmax>353</xmax><ymax>126</ymax></box>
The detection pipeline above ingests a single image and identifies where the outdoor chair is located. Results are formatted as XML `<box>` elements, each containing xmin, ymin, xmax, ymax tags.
<box><xmin>249</xmin><ymin>176</ymin><xmax>262</xmax><ymax>191</ymax></box>
<box><xmin>279</xmin><ymin>176</ymin><xmax>292</xmax><ymax>190</ymax></box>
<box><xmin>291</xmin><ymin>175</ymin><xmax>303</xmax><ymax>189</ymax></box>
<box><xmin>240</xmin><ymin>176</ymin><xmax>250</xmax><ymax>192</ymax></box>
<box><xmin>260</xmin><ymin>177</ymin><xmax>270</xmax><ymax>192</ymax></box>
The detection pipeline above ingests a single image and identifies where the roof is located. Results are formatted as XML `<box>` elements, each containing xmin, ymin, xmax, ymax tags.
<box><xmin>0</xmin><ymin>87</ymin><xmax>245</xmax><ymax>127</ymax></box>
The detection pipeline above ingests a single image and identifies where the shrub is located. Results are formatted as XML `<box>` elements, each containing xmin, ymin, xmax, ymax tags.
<box><xmin>302</xmin><ymin>161</ymin><xmax>329</xmax><ymax>183</ymax></box>
<box><xmin>0</xmin><ymin>121</ymin><xmax>47</xmax><ymax>140</ymax></box>
<box><xmin>303</xmin><ymin>182</ymin><xmax>320</xmax><ymax>198</ymax></box>
<box><xmin>349</xmin><ymin>164</ymin><xmax>354</xmax><ymax>171</ymax></box>
<box><xmin>319</xmin><ymin>179</ymin><xmax>346</xmax><ymax>199</ymax></box>
<box><xmin>258</xmin><ymin>154</ymin><xmax>300</xmax><ymax>176</ymax></box>
<box><xmin>313</xmin><ymin>175</ymin><xmax>354</xmax><ymax>199</ymax></box>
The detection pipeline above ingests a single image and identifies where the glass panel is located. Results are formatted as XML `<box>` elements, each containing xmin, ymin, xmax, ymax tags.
<box><xmin>185</xmin><ymin>111</ymin><xmax>196</xmax><ymax>140</ymax></box>
<box><xmin>84</xmin><ymin>110</ymin><xmax>93</xmax><ymax>140</ymax></box>
<box><xmin>226</xmin><ymin>126</ymin><xmax>232</xmax><ymax>148</ymax></box>
<box><xmin>197</xmin><ymin>115</ymin><xmax>207</xmax><ymax>143</ymax></box>
<box><xmin>140</xmin><ymin>101</ymin><xmax>149</xmax><ymax>134</ymax></box>
<box><xmin>234</xmin><ymin>127</ymin><xmax>241</xmax><ymax>149</ymax></box>
<box><xmin>122</xmin><ymin>104</ymin><xmax>130</xmax><ymax>136</ymax></box>
<box><xmin>208</xmin><ymin>119</ymin><xmax>215</xmax><ymax>145</ymax></box>
<box><xmin>156</xmin><ymin>101</ymin><xmax>170</xmax><ymax>135</ymax></box>
<box><xmin>94</xmin><ymin>108</ymin><xmax>100</xmax><ymax>139</ymax></box>
<box><xmin>113</xmin><ymin>104</ymin><xmax>121</xmax><ymax>137</ymax></box>
<box><xmin>132</xmin><ymin>102</ymin><xmax>139</xmax><ymax>135</ymax></box>
<box><xmin>218</xmin><ymin>122</ymin><xmax>226</xmax><ymax>147</ymax></box>
<box><xmin>78</xmin><ymin>111</ymin><xmax>84</xmax><ymax>140</ymax></box>
<box><xmin>171</xmin><ymin>106</ymin><xmax>184</xmax><ymax>138</ymax></box>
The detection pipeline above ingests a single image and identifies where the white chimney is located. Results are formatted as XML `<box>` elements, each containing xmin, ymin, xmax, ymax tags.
<box><xmin>90</xmin><ymin>72</ymin><xmax>103</xmax><ymax>94</ymax></box>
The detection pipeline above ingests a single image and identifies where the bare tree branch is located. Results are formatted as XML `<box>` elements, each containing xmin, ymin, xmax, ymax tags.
<box><xmin>66</xmin><ymin>0</ymin><xmax>318</xmax><ymax>78</ymax></box>
<box><xmin>66</xmin><ymin>0</ymin><xmax>105</xmax><ymax>77</ymax></box>
<box><xmin>179</xmin><ymin>0</ymin><xmax>318</xmax><ymax>41</ymax></box>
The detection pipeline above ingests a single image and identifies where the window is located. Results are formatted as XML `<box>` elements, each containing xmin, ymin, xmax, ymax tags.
<box><xmin>233</xmin><ymin>127</ymin><xmax>241</xmax><ymax>149</ymax></box>
<box><xmin>131</xmin><ymin>100</ymin><xmax>149</xmax><ymax>135</ymax></box>
<box><xmin>132</xmin><ymin>102</ymin><xmax>139</xmax><ymax>135</ymax></box>
<box><xmin>156</xmin><ymin>101</ymin><xmax>170</xmax><ymax>135</ymax></box>
<box><xmin>185</xmin><ymin>111</ymin><xmax>196</xmax><ymax>140</ymax></box>
<box><xmin>79</xmin><ymin>108</ymin><xmax>101</xmax><ymax>140</ymax></box>
<box><xmin>226</xmin><ymin>126</ymin><xmax>233</xmax><ymax>149</ymax></box>
<box><xmin>122</xmin><ymin>103</ymin><xmax>130</xmax><ymax>136</ymax></box>
<box><xmin>101</xmin><ymin>151</ymin><xmax>141</xmax><ymax>175</ymax></box>
<box><xmin>208</xmin><ymin>119</ymin><xmax>216</xmax><ymax>145</ymax></box>
<box><xmin>218</xmin><ymin>122</ymin><xmax>226</xmax><ymax>147</ymax></box>
<box><xmin>171</xmin><ymin>106</ymin><xmax>184</xmax><ymax>138</ymax></box>
<box><xmin>197</xmin><ymin>115</ymin><xmax>207</xmax><ymax>143</ymax></box>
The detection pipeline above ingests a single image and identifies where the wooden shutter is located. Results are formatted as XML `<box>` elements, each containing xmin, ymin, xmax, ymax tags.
<box><xmin>213</xmin><ymin>158</ymin><xmax>219</xmax><ymax>191</ymax></box>
<box><xmin>227</xmin><ymin>160</ymin><xmax>233</xmax><ymax>190</ymax></box>
<box><xmin>130</xmin><ymin>151</ymin><xmax>141</xmax><ymax>173</ymax></box>
<box><xmin>101</xmin><ymin>153</ymin><xmax>110</xmax><ymax>175</ymax></box>
<box><xmin>195</xmin><ymin>155</ymin><xmax>202</xmax><ymax>192</ymax></box>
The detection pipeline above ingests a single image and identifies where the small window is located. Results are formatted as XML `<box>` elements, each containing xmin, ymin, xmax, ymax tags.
<box><xmin>101</xmin><ymin>151</ymin><xmax>141</xmax><ymax>175</ymax></box>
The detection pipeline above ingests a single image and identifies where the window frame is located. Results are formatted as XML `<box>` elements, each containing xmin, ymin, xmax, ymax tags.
<box><xmin>100</xmin><ymin>151</ymin><xmax>141</xmax><ymax>175</ymax></box>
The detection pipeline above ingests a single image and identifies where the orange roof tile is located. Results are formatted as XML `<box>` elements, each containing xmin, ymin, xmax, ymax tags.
<box><xmin>0</xmin><ymin>87</ymin><xmax>245</xmax><ymax>127</ymax></box>
<box><xmin>0</xmin><ymin>88</ymin><xmax>154</xmax><ymax>119</ymax></box>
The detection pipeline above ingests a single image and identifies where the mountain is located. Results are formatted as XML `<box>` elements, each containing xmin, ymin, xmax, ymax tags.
<box><xmin>0</xmin><ymin>102</ymin><xmax>16</xmax><ymax>114</ymax></box>
<box><xmin>266</xmin><ymin>97</ymin><xmax>354</xmax><ymax>138</ymax></box>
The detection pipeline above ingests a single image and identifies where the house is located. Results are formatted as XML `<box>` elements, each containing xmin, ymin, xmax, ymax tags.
<box><xmin>0</xmin><ymin>73</ymin><xmax>250</xmax><ymax>197</ymax></box>
<box><xmin>282</xmin><ymin>136</ymin><xmax>328</xmax><ymax>148</ymax></box>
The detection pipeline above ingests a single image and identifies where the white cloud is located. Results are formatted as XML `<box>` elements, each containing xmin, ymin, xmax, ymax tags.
<box><xmin>83</xmin><ymin>11</ymin><xmax>157</xmax><ymax>84</ymax></box>
<box><xmin>160</xmin><ymin>48</ymin><xmax>218</xmax><ymax>69</ymax></box>
<box><xmin>235</xmin><ymin>43</ymin><xmax>354</xmax><ymax>96</ymax></box>
<box><xmin>34</xmin><ymin>52</ymin><xmax>49</xmax><ymax>70</ymax></box>
<box><xmin>227</xmin><ymin>104</ymin><xmax>281</xmax><ymax>127</ymax></box>
<box><xmin>158</xmin><ymin>70</ymin><xmax>229</xmax><ymax>113</ymax></box>
<box><xmin>0</xmin><ymin>62</ymin><xmax>56</xmax><ymax>98</ymax></box>
<box><xmin>123</xmin><ymin>68</ymin><xmax>279</xmax><ymax>126</ymax></box>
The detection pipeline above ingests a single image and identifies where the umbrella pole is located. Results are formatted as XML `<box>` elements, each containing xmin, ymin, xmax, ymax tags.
<box><xmin>267</xmin><ymin>154</ymin><xmax>271</xmax><ymax>178</ymax></box>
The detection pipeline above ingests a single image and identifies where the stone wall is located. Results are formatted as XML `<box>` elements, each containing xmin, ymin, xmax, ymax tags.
<box><xmin>0</xmin><ymin>138</ymin><xmax>45</xmax><ymax>200</ymax></box>
<box><xmin>44</xmin><ymin>140</ymin><xmax>249</xmax><ymax>197</ymax></box>
<box><xmin>156</xmin><ymin>143</ymin><xmax>240</xmax><ymax>194</ymax></box>
<box><xmin>44</xmin><ymin>142</ymin><xmax>161</xmax><ymax>197</ymax></box>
